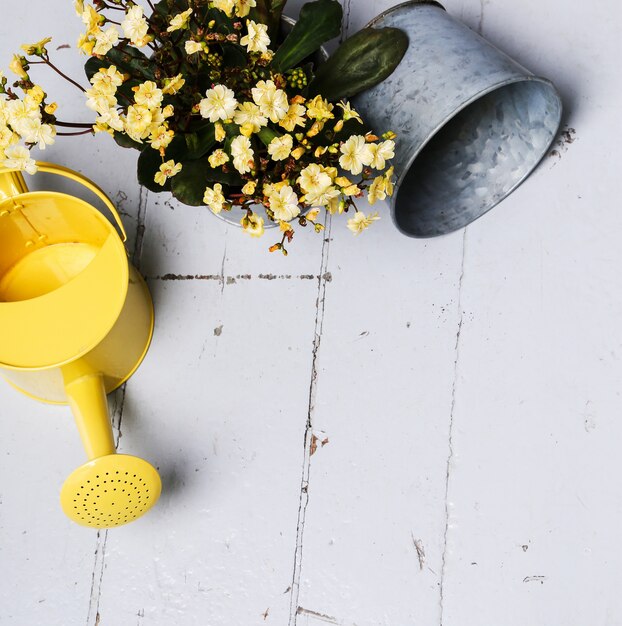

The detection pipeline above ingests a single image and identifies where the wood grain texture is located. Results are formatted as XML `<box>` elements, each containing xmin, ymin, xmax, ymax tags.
<box><xmin>0</xmin><ymin>0</ymin><xmax>620</xmax><ymax>624</ymax></box>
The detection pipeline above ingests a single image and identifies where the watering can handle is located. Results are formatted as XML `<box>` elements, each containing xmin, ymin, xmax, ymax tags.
<box><xmin>34</xmin><ymin>162</ymin><xmax>128</xmax><ymax>242</ymax></box>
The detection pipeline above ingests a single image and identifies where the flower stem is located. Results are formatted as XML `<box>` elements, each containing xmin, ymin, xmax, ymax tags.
<box><xmin>42</xmin><ymin>56</ymin><xmax>86</xmax><ymax>93</ymax></box>
<box><xmin>57</xmin><ymin>129</ymin><xmax>94</xmax><ymax>136</ymax></box>
<box><xmin>54</xmin><ymin>120</ymin><xmax>94</xmax><ymax>128</ymax></box>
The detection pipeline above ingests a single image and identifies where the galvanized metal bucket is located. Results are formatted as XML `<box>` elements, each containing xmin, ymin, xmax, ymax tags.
<box><xmin>353</xmin><ymin>0</ymin><xmax>563</xmax><ymax>237</ymax></box>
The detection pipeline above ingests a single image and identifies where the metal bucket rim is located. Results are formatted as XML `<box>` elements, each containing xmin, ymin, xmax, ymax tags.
<box><xmin>390</xmin><ymin>74</ymin><xmax>562</xmax><ymax>237</ymax></box>
<box><xmin>364</xmin><ymin>0</ymin><xmax>446</xmax><ymax>28</ymax></box>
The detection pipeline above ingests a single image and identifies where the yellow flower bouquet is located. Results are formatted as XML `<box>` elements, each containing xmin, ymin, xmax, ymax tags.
<box><xmin>0</xmin><ymin>0</ymin><xmax>408</xmax><ymax>252</ymax></box>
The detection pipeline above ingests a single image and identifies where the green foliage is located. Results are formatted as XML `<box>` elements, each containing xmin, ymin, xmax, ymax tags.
<box><xmin>271</xmin><ymin>0</ymin><xmax>342</xmax><ymax>72</ymax></box>
<box><xmin>113</xmin><ymin>131</ymin><xmax>143</xmax><ymax>151</ymax></box>
<box><xmin>309</xmin><ymin>27</ymin><xmax>409</xmax><ymax>100</ymax></box>
<box><xmin>183</xmin><ymin>123</ymin><xmax>217</xmax><ymax>160</ymax></box>
<box><xmin>85</xmin><ymin>45</ymin><xmax>156</xmax><ymax>82</ymax></box>
<box><xmin>170</xmin><ymin>158</ymin><xmax>243</xmax><ymax>206</ymax></box>
<box><xmin>137</xmin><ymin>147</ymin><xmax>170</xmax><ymax>192</ymax></box>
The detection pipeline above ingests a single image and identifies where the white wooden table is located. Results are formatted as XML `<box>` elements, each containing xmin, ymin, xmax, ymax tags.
<box><xmin>1</xmin><ymin>1</ymin><xmax>620</xmax><ymax>624</ymax></box>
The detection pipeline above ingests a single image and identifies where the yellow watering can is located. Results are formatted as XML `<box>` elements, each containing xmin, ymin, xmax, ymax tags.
<box><xmin>0</xmin><ymin>162</ymin><xmax>161</xmax><ymax>528</ymax></box>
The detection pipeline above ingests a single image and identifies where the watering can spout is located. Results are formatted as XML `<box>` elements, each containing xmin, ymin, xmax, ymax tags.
<box><xmin>0</xmin><ymin>169</ymin><xmax>28</xmax><ymax>201</ymax></box>
<box><xmin>62</xmin><ymin>363</ymin><xmax>116</xmax><ymax>460</ymax></box>
<box><xmin>0</xmin><ymin>161</ymin><xmax>161</xmax><ymax>528</ymax></box>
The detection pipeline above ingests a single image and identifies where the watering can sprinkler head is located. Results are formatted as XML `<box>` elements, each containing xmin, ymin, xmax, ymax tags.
<box><xmin>59</xmin><ymin>363</ymin><xmax>162</xmax><ymax>528</ymax></box>
<box><xmin>61</xmin><ymin>455</ymin><xmax>161</xmax><ymax>528</ymax></box>
<box><xmin>0</xmin><ymin>163</ymin><xmax>161</xmax><ymax>528</ymax></box>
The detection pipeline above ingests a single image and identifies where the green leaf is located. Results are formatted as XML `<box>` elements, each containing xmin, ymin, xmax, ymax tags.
<box><xmin>184</xmin><ymin>124</ymin><xmax>216</xmax><ymax>160</ymax></box>
<box><xmin>84</xmin><ymin>56</ymin><xmax>106</xmax><ymax>81</ymax></box>
<box><xmin>222</xmin><ymin>43</ymin><xmax>247</xmax><ymax>69</ymax></box>
<box><xmin>113</xmin><ymin>131</ymin><xmax>144</xmax><ymax>151</ymax></box>
<box><xmin>308</xmin><ymin>27</ymin><xmax>408</xmax><ymax>100</ymax></box>
<box><xmin>137</xmin><ymin>147</ymin><xmax>170</xmax><ymax>192</ymax></box>
<box><xmin>257</xmin><ymin>127</ymin><xmax>279</xmax><ymax>146</ymax></box>
<box><xmin>170</xmin><ymin>158</ymin><xmax>243</xmax><ymax>206</ymax></box>
<box><xmin>271</xmin><ymin>0</ymin><xmax>342</xmax><ymax>73</ymax></box>
<box><xmin>85</xmin><ymin>44</ymin><xmax>155</xmax><ymax>83</ymax></box>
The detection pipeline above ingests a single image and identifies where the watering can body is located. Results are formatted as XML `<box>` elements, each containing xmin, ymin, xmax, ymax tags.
<box><xmin>0</xmin><ymin>164</ymin><xmax>161</xmax><ymax>528</ymax></box>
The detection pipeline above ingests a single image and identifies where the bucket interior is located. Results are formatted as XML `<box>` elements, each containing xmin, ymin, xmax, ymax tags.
<box><xmin>394</xmin><ymin>79</ymin><xmax>562</xmax><ymax>237</ymax></box>
<box><xmin>0</xmin><ymin>193</ymin><xmax>113</xmax><ymax>301</ymax></box>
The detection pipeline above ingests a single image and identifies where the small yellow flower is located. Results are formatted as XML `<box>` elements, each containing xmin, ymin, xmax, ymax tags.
<box><xmin>93</xmin><ymin>27</ymin><xmax>119</xmax><ymax>55</ymax></box>
<box><xmin>167</xmin><ymin>8</ymin><xmax>193</xmax><ymax>32</ymax></box>
<box><xmin>199</xmin><ymin>84</ymin><xmax>237</xmax><ymax>122</ymax></box>
<box><xmin>185</xmin><ymin>40</ymin><xmax>204</xmax><ymax>55</ymax></box>
<box><xmin>267</xmin><ymin>134</ymin><xmax>293</xmax><ymax>161</ymax></box>
<box><xmin>343</xmin><ymin>184</ymin><xmax>361</xmax><ymax>196</ymax></box>
<box><xmin>298</xmin><ymin>163</ymin><xmax>331</xmax><ymax>195</ymax></box>
<box><xmin>77</xmin><ymin>33</ymin><xmax>95</xmax><ymax>55</ymax></box>
<box><xmin>304</xmin><ymin>185</ymin><xmax>339</xmax><ymax>208</ymax></box>
<box><xmin>82</xmin><ymin>5</ymin><xmax>104</xmax><ymax>36</ymax></box>
<box><xmin>251</xmin><ymin>80</ymin><xmax>288</xmax><ymax>123</ymax></box>
<box><xmin>240</xmin><ymin>20</ymin><xmax>270</xmax><ymax>54</ymax></box>
<box><xmin>96</xmin><ymin>107</ymin><xmax>124</xmax><ymax>132</ymax></box>
<box><xmin>149</xmin><ymin>125</ymin><xmax>174</xmax><ymax>151</ymax></box>
<box><xmin>306</xmin><ymin>121</ymin><xmax>323</xmax><ymax>138</ymax></box>
<box><xmin>339</xmin><ymin>135</ymin><xmax>373</xmax><ymax>175</ymax></box>
<box><xmin>241</xmin><ymin>212</ymin><xmax>264</xmax><ymax>237</ymax></box>
<box><xmin>2</xmin><ymin>145</ymin><xmax>37</xmax><ymax>174</ymax></box>
<box><xmin>235</xmin><ymin>0</ymin><xmax>256</xmax><ymax>17</ymax></box>
<box><xmin>213</xmin><ymin>0</ymin><xmax>236</xmax><ymax>15</ymax></box>
<box><xmin>90</xmin><ymin>66</ymin><xmax>124</xmax><ymax>94</ymax></box>
<box><xmin>337</xmin><ymin>101</ymin><xmax>363</xmax><ymax>123</ymax></box>
<box><xmin>346</xmin><ymin>211</ymin><xmax>380</xmax><ymax>235</ymax></box>
<box><xmin>384</xmin><ymin>165</ymin><xmax>395</xmax><ymax>196</ymax></box>
<box><xmin>231</xmin><ymin>135</ymin><xmax>254</xmax><ymax>174</ymax></box>
<box><xmin>85</xmin><ymin>87</ymin><xmax>117</xmax><ymax>115</ymax></box>
<box><xmin>20</xmin><ymin>37</ymin><xmax>53</xmax><ymax>56</ymax></box>
<box><xmin>203</xmin><ymin>182</ymin><xmax>226</xmax><ymax>213</ymax></box>
<box><xmin>125</xmin><ymin>104</ymin><xmax>152</xmax><ymax>139</ymax></box>
<box><xmin>154</xmin><ymin>159</ymin><xmax>182</xmax><ymax>186</ymax></box>
<box><xmin>306</xmin><ymin>207</ymin><xmax>321</xmax><ymax>222</ymax></box>
<box><xmin>26</xmin><ymin>85</ymin><xmax>45</xmax><ymax>104</ymax></box>
<box><xmin>369</xmin><ymin>139</ymin><xmax>395</xmax><ymax>170</ymax></box>
<box><xmin>321</xmin><ymin>165</ymin><xmax>338</xmax><ymax>181</ymax></box>
<box><xmin>367</xmin><ymin>176</ymin><xmax>386</xmax><ymax>205</ymax></box>
<box><xmin>268</xmin><ymin>185</ymin><xmax>299</xmax><ymax>221</ymax></box>
<box><xmin>214</xmin><ymin>122</ymin><xmax>226</xmax><ymax>142</ymax></box>
<box><xmin>278</xmin><ymin>103</ymin><xmax>306</xmax><ymax>132</ymax></box>
<box><xmin>121</xmin><ymin>5</ymin><xmax>150</xmax><ymax>47</ymax></box>
<box><xmin>208</xmin><ymin>149</ymin><xmax>229</xmax><ymax>168</ymax></box>
<box><xmin>306</xmin><ymin>95</ymin><xmax>334</xmax><ymax>121</ymax></box>
<box><xmin>133</xmin><ymin>81</ymin><xmax>163</xmax><ymax>109</ymax></box>
<box><xmin>291</xmin><ymin>146</ymin><xmax>305</xmax><ymax>160</ymax></box>
<box><xmin>162</xmin><ymin>74</ymin><xmax>185</xmax><ymax>95</ymax></box>
<box><xmin>44</xmin><ymin>102</ymin><xmax>58</xmax><ymax>115</ymax></box>
<box><xmin>233</xmin><ymin>101</ymin><xmax>267</xmax><ymax>133</ymax></box>
<box><xmin>9</xmin><ymin>55</ymin><xmax>28</xmax><ymax>80</ymax></box>
<box><xmin>242</xmin><ymin>180</ymin><xmax>257</xmax><ymax>195</ymax></box>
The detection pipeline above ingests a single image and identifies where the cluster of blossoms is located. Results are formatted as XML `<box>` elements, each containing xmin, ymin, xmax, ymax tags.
<box><xmin>0</xmin><ymin>41</ymin><xmax>59</xmax><ymax>175</ymax></box>
<box><xmin>1</xmin><ymin>0</ymin><xmax>397</xmax><ymax>252</ymax></box>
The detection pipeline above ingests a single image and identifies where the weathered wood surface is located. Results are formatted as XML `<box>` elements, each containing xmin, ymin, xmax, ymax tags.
<box><xmin>0</xmin><ymin>0</ymin><xmax>619</xmax><ymax>624</ymax></box>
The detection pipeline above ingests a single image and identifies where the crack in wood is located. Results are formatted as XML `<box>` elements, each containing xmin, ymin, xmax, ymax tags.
<box><xmin>297</xmin><ymin>606</ymin><xmax>339</xmax><ymax>624</ymax></box>
<box><xmin>287</xmin><ymin>218</ymin><xmax>333</xmax><ymax>626</ymax></box>
<box><xmin>132</xmin><ymin>185</ymin><xmax>148</xmax><ymax>269</ymax></box>
<box><xmin>439</xmin><ymin>228</ymin><xmax>468</xmax><ymax>626</ymax></box>
<box><xmin>150</xmin><ymin>272</ymin><xmax>332</xmax><ymax>282</ymax></box>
